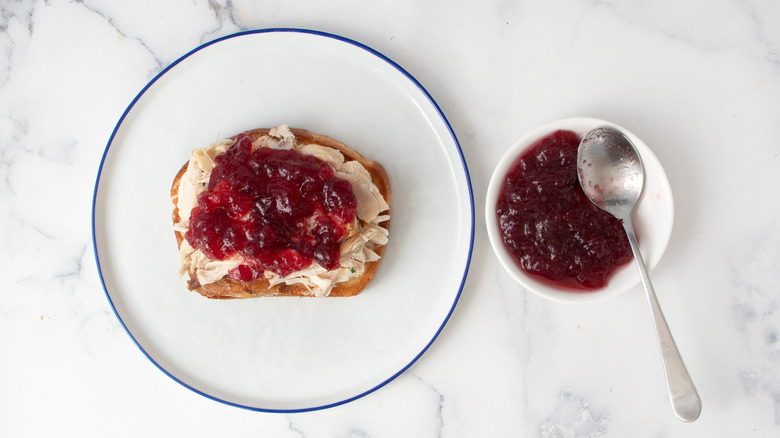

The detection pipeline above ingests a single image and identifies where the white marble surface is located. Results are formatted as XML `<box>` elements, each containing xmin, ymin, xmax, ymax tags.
<box><xmin>2</xmin><ymin>0</ymin><xmax>779</xmax><ymax>436</ymax></box>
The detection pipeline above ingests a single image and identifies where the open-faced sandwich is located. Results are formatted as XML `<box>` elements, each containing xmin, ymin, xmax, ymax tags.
<box><xmin>171</xmin><ymin>125</ymin><xmax>391</xmax><ymax>298</ymax></box>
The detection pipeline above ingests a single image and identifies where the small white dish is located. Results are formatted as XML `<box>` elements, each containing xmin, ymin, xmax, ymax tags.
<box><xmin>485</xmin><ymin>117</ymin><xmax>674</xmax><ymax>303</ymax></box>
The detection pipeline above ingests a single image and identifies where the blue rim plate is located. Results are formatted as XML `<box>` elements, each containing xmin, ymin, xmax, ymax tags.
<box><xmin>92</xmin><ymin>28</ymin><xmax>474</xmax><ymax>412</ymax></box>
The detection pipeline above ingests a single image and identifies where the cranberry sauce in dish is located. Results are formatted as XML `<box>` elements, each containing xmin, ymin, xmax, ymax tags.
<box><xmin>186</xmin><ymin>133</ymin><xmax>358</xmax><ymax>281</ymax></box>
<box><xmin>496</xmin><ymin>130</ymin><xmax>632</xmax><ymax>289</ymax></box>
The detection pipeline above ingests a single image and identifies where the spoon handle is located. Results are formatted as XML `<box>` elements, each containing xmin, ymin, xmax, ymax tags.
<box><xmin>622</xmin><ymin>219</ymin><xmax>702</xmax><ymax>422</ymax></box>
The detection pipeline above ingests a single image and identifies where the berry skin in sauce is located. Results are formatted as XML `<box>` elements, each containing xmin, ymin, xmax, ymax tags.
<box><xmin>496</xmin><ymin>130</ymin><xmax>632</xmax><ymax>289</ymax></box>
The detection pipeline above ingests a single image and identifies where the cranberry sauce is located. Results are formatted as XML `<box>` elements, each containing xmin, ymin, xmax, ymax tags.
<box><xmin>496</xmin><ymin>130</ymin><xmax>632</xmax><ymax>289</ymax></box>
<box><xmin>185</xmin><ymin>134</ymin><xmax>357</xmax><ymax>280</ymax></box>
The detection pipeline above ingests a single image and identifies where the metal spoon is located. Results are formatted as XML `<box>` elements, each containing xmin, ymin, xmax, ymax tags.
<box><xmin>577</xmin><ymin>127</ymin><xmax>701</xmax><ymax>422</ymax></box>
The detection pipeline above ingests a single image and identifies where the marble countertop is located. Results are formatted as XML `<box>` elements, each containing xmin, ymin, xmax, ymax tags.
<box><xmin>2</xmin><ymin>0</ymin><xmax>780</xmax><ymax>436</ymax></box>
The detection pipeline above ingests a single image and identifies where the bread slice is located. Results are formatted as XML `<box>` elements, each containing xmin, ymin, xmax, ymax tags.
<box><xmin>171</xmin><ymin>127</ymin><xmax>391</xmax><ymax>299</ymax></box>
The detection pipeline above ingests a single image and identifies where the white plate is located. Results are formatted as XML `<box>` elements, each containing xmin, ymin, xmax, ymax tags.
<box><xmin>92</xmin><ymin>29</ymin><xmax>474</xmax><ymax>412</ymax></box>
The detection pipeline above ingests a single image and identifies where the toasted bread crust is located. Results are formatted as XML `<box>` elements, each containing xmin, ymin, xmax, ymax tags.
<box><xmin>172</xmin><ymin>128</ymin><xmax>391</xmax><ymax>299</ymax></box>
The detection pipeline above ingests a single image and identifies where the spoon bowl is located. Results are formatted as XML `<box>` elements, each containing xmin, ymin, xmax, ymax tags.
<box><xmin>577</xmin><ymin>127</ymin><xmax>702</xmax><ymax>422</ymax></box>
<box><xmin>578</xmin><ymin>127</ymin><xmax>645</xmax><ymax>214</ymax></box>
